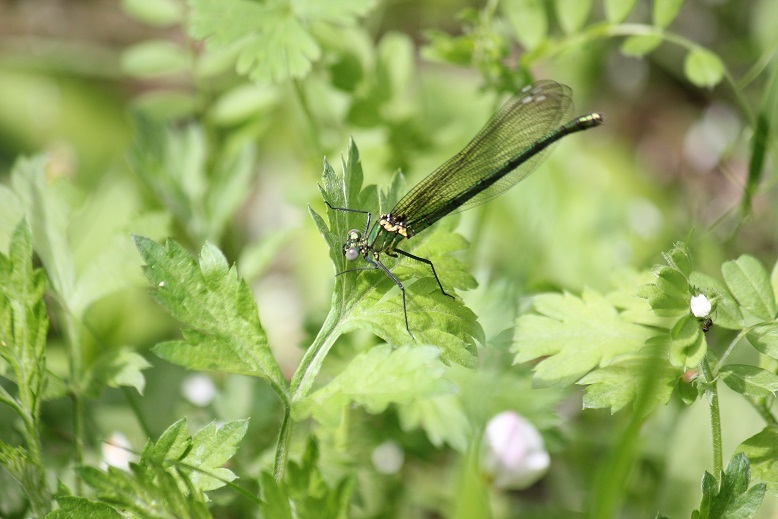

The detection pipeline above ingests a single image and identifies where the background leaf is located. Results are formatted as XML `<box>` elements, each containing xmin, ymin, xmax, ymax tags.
<box><xmin>294</xmin><ymin>344</ymin><xmax>455</xmax><ymax>426</ymax></box>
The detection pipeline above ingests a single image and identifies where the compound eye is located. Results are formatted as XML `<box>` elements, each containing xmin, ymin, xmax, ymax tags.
<box><xmin>345</xmin><ymin>247</ymin><xmax>359</xmax><ymax>261</ymax></box>
<box><xmin>347</xmin><ymin>229</ymin><xmax>360</xmax><ymax>240</ymax></box>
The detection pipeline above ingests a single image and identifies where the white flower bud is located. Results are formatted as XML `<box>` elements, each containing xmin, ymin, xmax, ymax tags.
<box><xmin>690</xmin><ymin>293</ymin><xmax>711</xmax><ymax>318</ymax></box>
<box><xmin>481</xmin><ymin>411</ymin><xmax>549</xmax><ymax>490</ymax></box>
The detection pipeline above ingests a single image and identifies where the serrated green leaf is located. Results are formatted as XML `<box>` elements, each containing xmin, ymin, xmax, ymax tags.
<box><xmin>294</xmin><ymin>344</ymin><xmax>454</xmax><ymax>426</ymax></box>
<box><xmin>604</xmin><ymin>0</ymin><xmax>638</xmax><ymax>22</ymax></box>
<box><xmin>259</xmin><ymin>471</ymin><xmax>293</xmax><ymax>519</ymax></box>
<box><xmin>555</xmin><ymin>0</ymin><xmax>591</xmax><ymax>34</ymax></box>
<box><xmin>282</xmin><ymin>439</ymin><xmax>354</xmax><ymax>519</ymax></box>
<box><xmin>746</xmin><ymin>322</ymin><xmax>778</xmax><ymax>359</ymax></box>
<box><xmin>638</xmin><ymin>265</ymin><xmax>690</xmax><ymax>317</ymax></box>
<box><xmin>178</xmin><ymin>419</ymin><xmax>248</xmax><ymax>492</ymax></box>
<box><xmin>48</xmin><ymin>496</ymin><xmax>122</xmax><ymax>518</ymax></box>
<box><xmin>719</xmin><ymin>364</ymin><xmax>778</xmax><ymax>398</ymax></box>
<box><xmin>668</xmin><ymin>315</ymin><xmax>706</xmax><ymax>368</ymax></box>
<box><xmin>0</xmin><ymin>220</ymin><xmax>48</xmax><ymax>438</ymax></box>
<box><xmin>398</xmin><ymin>394</ymin><xmax>469</xmax><ymax>452</ymax></box>
<box><xmin>502</xmin><ymin>0</ymin><xmax>548</xmax><ymax>50</ymax></box>
<box><xmin>696</xmin><ymin>452</ymin><xmax>766</xmax><ymax>519</ymax></box>
<box><xmin>579</xmin><ymin>354</ymin><xmax>679</xmax><ymax>414</ymax></box>
<box><xmin>314</xmin><ymin>139</ymin><xmax>482</xmax><ymax>364</ymax></box>
<box><xmin>621</xmin><ymin>35</ymin><xmax>663</xmax><ymax>57</ymax></box>
<box><xmin>134</xmin><ymin>236</ymin><xmax>286</xmax><ymax>392</ymax></box>
<box><xmin>84</xmin><ymin>347</ymin><xmax>151</xmax><ymax>397</ymax></box>
<box><xmin>653</xmin><ymin>0</ymin><xmax>684</xmax><ymax>28</ymax></box>
<box><xmin>147</xmin><ymin>418</ymin><xmax>191</xmax><ymax>469</ymax></box>
<box><xmin>513</xmin><ymin>290</ymin><xmax>656</xmax><ymax>386</ymax></box>
<box><xmin>722</xmin><ymin>255</ymin><xmax>777</xmax><ymax>322</ymax></box>
<box><xmin>736</xmin><ymin>426</ymin><xmax>778</xmax><ymax>494</ymax></box>
<box><xmin>689</xmin><ymin>271</ymin><xmax>743</xmax><ymax>330</ymax></box>
<box><xmin>128</xmin><ymin>114</ymin><xmax>254</xmax><ymax>243</ymax></box>
<box><xmin>684</xmin><ymin>47</ymin><xmax>725</xmax><ymax>88</ymax></box>
<box><xmin>663</xmin><ymin>241</ymin><xmax>693</xmax><ymax>277</ymax></box>
<box><xmin>187</xmin><ymin>0</ymin><xmax>378</xmax><ymax>83</ymax></box>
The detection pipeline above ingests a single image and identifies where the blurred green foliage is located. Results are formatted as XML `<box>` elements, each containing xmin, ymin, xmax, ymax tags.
<box><xmin>1</xmin><ymin>0</ymin><xmax>777</xmax><ymax>517</ymax></box>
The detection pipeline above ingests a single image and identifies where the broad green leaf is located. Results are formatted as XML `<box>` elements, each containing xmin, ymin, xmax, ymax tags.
<box><xmin>377</xmin><ymin>32</ymin><xmax>414</xmax><ymax>100</ymax></box>
<box><xmin>719</xmin><ymin>364</ymin><xmax>778</xmax><ymax>398</ymax></box>
<box><xmin>398</xmin><ymin>394</ymin><xmax>469</xmax><ymax>452</ymax></box>
<box><xmin>555</xmin><ymin>0</ymin><xmax>591</xmax><ymax>34</ymax></box>
<box><xmin>502</xmin><ymin>0</ymin><xmax>548</xmax><ymax>50</ymax></box>
<box><xmin>47</xmin><ymin>496</ymin><xmax>122</xmax><ymax>518</ymax></box>
<box><xmin>684</xmin><ymin>47</ymin><xmax>725</xmax><ymax>88</ymax></box>
<box><xmin>653</xmin><ymin>0</ymin><xmax>684</xmax><ymax>28</ymax></box>
<box><xmin>122</xmin><ymin>40</ymin><xmax>190</xmax><ymax>78</ymax></box>
<box><xmin>637</xmin><ymin>265</ymin><xmax>690</xmax><ymax>317</ymax></box>
<box><xmin>695</xmin><ymin>452</ymin><xmax>766</xmax><ymax>519</ymax></box>
<box><xmin>10</xmin><ymin>155</ymin><xmax>75</xmax><ymax>303</ymax></box>
<box><xmin>620</xmin><ymin>35</ymin><xmax>663</xmax><ymax>57</ymax></box>
<box><xmin>722</xmin><ymin>255</ymin><xmax>777</xmax><ymax>322</ymax></box>
<box><xmin>134</xmin><ymin>237</ymin><xmax>286</xmax><ymax>392</ymax></box>
<box><xmin>121</xmin><ymin>0</ymin><xmax>182</xmax><ymax>26</ymax></box>
<box><xmin>605</xmin><ymin>0</ymin><xmax>638</xmax><ymax>22</ymax></box>
<box><xmin>668</xmin><ymin>315</ymin><xmax>706</xmax><ymax>368</ymax></box>
<box><xmin>69</xmin><ymin>176</ymin><xmax>170</xmax><ymax>315</ymax></box>
<box><xmin>689</xmin><ymin>272</ymin><xmax>743</xmax><ymax>330</ymax></box>
<box><xmin>578</xmin><ymin>354</ymin><xmax>678</xmax><ymax>414</ymax></box>
<box><xmin>83</xmin><ymin>347</ymin><xmax>151</xmax><ymax>397</ymax></box>
<box><xmin>747</xmin><ymin>322</ymin><xmax>778</xmax><ymax>359</ymax></box>
<box><xmin>294</xmin><ymin>344</ymin><xmax>455</xmax><ymax>426</ymax></box>
<box><xmin>513</xmin><ymin>290</ymin><xmax>655</xmax><ymax>386</ymax></box>
<box><xmin>313</xmin><ymin>139</ymin><xmax>482</xmax><ymax>365</ymax></box>
<box><xmin>663</xmin><ymin>241</ymin><xmax>693</xmax><ymax>277</ymax></box>
<box><xmin>736</xmin><ymin>427</ymin><xmax>778</xmax><ymax>494</ymax></box>
<box><xmin>209</xmin><ymin>84</ymin><xmax>280</xmax><ymax>126</ymax></box>
<box><xmin>187</xmin><ymin>0</ymin><xmax>378</xmax><ymax>83</ymax></box>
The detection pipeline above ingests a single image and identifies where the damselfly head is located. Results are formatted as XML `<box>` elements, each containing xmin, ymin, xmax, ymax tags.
<box><xmin>344</xmin><ymin>229</ymin><xmax>362</xmax><ymax>261</ymax></box>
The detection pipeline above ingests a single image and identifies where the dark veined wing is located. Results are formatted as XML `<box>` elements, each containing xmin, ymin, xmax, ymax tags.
<box><xmin>392</xmin><ymin>80</ymin><xmax>573</xmax><ymax>230</ymax></box>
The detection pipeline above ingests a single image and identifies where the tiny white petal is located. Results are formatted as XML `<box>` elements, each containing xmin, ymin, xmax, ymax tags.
<box><xmin>181</xmin><ymin>374</ymin><xmax>217</xmax><ymax>407</ymax></box>
<box><xmin>372</xmin><ymin>441</ymin><xmax>404</xmax><ymax>474</ymax></box>
<box><xmin>690</xmin><ymin>294</ymin><xmax>711</xmax><ymax>318</ymax></box>
<box><xmin>481</xmin><ymin>411</ymin><xmax>549</xmax><ymax>490</ymax></box>
<box><xmin>158</xmin><ymin>281</ymin><xmax>166</xmax><ymax>288</ymax></box>
<box><xmin>102</xmin><ymin>432</ymin><xmax>133</xmax><ymax>471</ymax></box>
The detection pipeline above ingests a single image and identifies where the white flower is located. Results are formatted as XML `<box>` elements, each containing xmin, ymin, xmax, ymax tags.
<box><xmin>102</xmin><ymin>432</ymin><xmax>133</xmax><ymax>471</ymax></box>
<box><xmin>371</xmin><ymin>441</ymin><xmax>404</xmax><ymax>474</ymax></box>
<box><xmin>181</xmin><ymin>373</ymin><xmax>217</xmax><ymax>407</ymax></box>
<box><xmin>481</xmin><ymin>411</ymin><xmax>550</xmax><ymax>490</ymax></box>
<box><xmin>690</xmin><ymin>293</ymin><xmax>712</xmax><ymax>318</ymax></box>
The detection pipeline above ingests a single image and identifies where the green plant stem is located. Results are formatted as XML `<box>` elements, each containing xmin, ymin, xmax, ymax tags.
<box><xmin>273</xmin><ymin>307</ymin><xmax>342</xmax><ymax>481</ymax></box>
<box><xmin>713</xmin><ymin>329</ymin><xmax>747</xmax><ymax>373</ymax></box>
<box><xmin>64</xmin><ymin>313</ymin><xmax>84</xmax><ymax>494</ymax></box>
<box><xmin>700</xmin><ymin>356</ymin><xmax>723</xmax><ymax>477</ymax></box>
